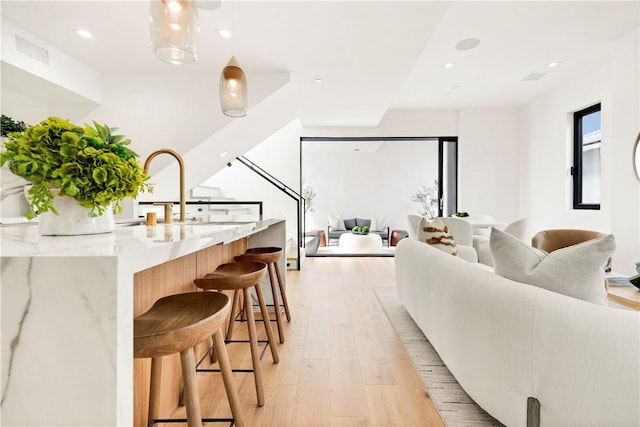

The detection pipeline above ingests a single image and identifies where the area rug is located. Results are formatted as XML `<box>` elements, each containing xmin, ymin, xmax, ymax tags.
<box><xmin>374</xmin><ymin>287</ymin><xmax>503</xmax><ymax>427</ymax></box>
<box><xmin>305</xmin><ymin>246</ymin><xmax>395</xmax><ymax>257</ymax></box>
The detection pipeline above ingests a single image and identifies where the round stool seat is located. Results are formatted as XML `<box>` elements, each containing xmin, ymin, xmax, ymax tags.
<box><xmin>194</xmin><ymin>261</ymin><xmax>267</xmax><ymax>291</ymax></box>
<box><xmin>135</xmin><ymin>292</ymin><xmax>231</xmax><ymax>359</ymax></box>
<box><xmin>235</xmin><ymin>247</ymin><xmax>282</xmax><ymax>264</ymax></box>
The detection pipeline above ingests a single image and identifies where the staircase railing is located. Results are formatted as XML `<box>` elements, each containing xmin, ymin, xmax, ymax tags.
<box><xmin>235</xmin><ymin>155</ymin><xmax>304</xmax><ymax>270</ymax></box>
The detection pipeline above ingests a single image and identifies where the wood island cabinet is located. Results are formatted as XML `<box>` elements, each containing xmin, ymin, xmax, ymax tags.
<box><xmin>133</xmin><ymin>239</ymin><xmax>247</xmax><ymax>427</ymax></box>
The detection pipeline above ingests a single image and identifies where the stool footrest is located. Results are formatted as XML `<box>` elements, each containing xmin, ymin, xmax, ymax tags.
<box><xmin>196</xmin><ymin>340</ymin><xmax>271</xmax><ymax>369</ymax></box>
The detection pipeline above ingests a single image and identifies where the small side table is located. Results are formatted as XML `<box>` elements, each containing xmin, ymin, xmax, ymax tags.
<box><xmin>607</xmin><ymin>275</ymin><xmax>640</xmax><ymax>311</ymax></box>
<box><xmin>310</xmin><ymin>229</ymin><xmax>326</xmax><ymax>246</ymax></box>
<box><xmin>391</xmin><ymin>229</ymin><xmax>409</xmax><ymax>246</ymax></box>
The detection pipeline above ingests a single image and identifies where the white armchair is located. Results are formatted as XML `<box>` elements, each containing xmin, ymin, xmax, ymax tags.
<box><xmin>407</xmin><ymin>214</ymin><xmax>422</xmax><ymax>239</ymax></box>
<box><xmin>474</xmin><ymin>218</ymin><xmax>528</xmax><ymax>266</ymax></box>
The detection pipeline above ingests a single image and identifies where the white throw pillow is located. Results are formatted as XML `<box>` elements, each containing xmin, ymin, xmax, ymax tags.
<box><xmin>417</xmin><ymin>217</ymin><xmax>458</xmax><ymax>256</ymax></box>
<box><xmin>490</xmin><ymin>227</ymin><xmax>615</xmax><ymax>306</ymax></box>
<box><xmin>370</xmin><ymin>215</ymin><xmax>386</xmax><ymax>231</ymax></box>
<box><xmin>328</xmin><ymin>214</ymin><xmax>346</xmax><ymax>230</ymax></box>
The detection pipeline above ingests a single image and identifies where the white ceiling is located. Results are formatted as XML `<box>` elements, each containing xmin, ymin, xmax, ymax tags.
<box><xmin>1</xmin><ymin>1</ymin><xmax>638</xmax><ymax>127</ymax></box>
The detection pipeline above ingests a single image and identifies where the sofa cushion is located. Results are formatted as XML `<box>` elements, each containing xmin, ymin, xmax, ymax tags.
<box><xmin>490</xmin><ymin>227</ymin><xmax>615</xmax><ymax>305</ymax></box>
<box><xmin>355</xmin><ymin>217</ymin><xmax>371</xmax><ymax>228</ymax></box>
<box><xmin>370</xmin><ymin>215</ymin><xmax>386</xmax><ymax>232</ymax></box>
<box><xmin>328</xmin><ymin>214</ymin><xmax>346</xmax><ymax>230</ymax></box>
<box><xmin>344</xmin><ymin>217</ymin><xmax>356</xmax><ymax>230</ymax></box>
<box><xmin>417</xmin><ymin>217</ymin><xmax>458</xmax><ymax>256</ymax></box>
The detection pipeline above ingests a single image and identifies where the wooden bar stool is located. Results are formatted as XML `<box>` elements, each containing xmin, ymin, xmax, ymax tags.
<box><xmin>194</xmin><ymin>261</ymin><xmax>279</xmax><ymax>407</ymax></box>
<box><xmin>234</xmin><ymin>247</ymin><xmax>291</xmax><ymax>344</ymax></box>
<box><xmin>134</xmin><ymin>292</ymin><xmax>244</xmax><ymax>427</ymax></box>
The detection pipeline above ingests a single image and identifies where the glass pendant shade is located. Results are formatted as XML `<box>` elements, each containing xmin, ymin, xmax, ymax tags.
<box><xmin>220</xmin><ymin>56</ymin><xmax>248</xmax><ymax>117</ymax></box>
<box><xmin>149</xmin><ymin>0</ymin><xmax>199</xmax><ymax>65</ymax></box>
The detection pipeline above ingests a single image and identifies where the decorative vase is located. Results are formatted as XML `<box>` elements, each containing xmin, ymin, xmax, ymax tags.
<box><xmin>38</xmin><ymin>193</ymin><xmax>115</xmax><ymax>236</ymax></box>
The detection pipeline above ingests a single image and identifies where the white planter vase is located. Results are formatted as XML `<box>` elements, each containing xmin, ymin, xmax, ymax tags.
<box><xmin>38</xmin><ymin>194</ymin><xmax>115</xmax><ymax>236</ymax></box>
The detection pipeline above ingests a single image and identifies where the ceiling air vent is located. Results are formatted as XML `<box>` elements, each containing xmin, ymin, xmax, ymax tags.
<box><xmin>14</xmin><ymin>34</ymin><xmax>50</xmax><ymax>66</ymax></box>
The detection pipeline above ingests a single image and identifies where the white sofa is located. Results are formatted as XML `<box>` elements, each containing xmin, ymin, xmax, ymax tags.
<box><xmin>395</xmin><ymin>238</ymin><xmax>640</xmax><ymax>426</ymax></box>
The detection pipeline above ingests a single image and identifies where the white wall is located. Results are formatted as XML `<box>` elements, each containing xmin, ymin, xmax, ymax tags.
<box><xmin>303</xmin><ymin>107</ymin><xmax>521</xmax><ymax>225</ymax></box>
<box><xmin>303</xmin><ymin>140</ymin><xmax>439</xmax><ymax>233</ymax></box>
<box><xmin>1</xmin><ymin>88</ymin><xmax>49</xmax><ymax>219</ymax></box>
<box><xmin>1</xmin><ymin>18</ymin><xmax>102</xmax><ymax>104</ymax></box>
<box><xmin>519</xmin><ymin>29</ymin><xmax>639</xmax><ymax>275</ymax></box>
<box><xmin>1</xmin><ymin>87</ymin><xmax>48</xmax><ymax>124</ymax></box>
<box><xmin>202</xmin><ymin>119</ymin><xmax>302</xmax><ymax>244</ymax></box>
<box><xmin>202</xmin><ymin>106</ymin><xmax>522</xmax><ymax>245</ymax></box>
<box><xmin>458</xmin><ymin>108</ymin><xmax>521</xmax><ymax>223</ymax></box>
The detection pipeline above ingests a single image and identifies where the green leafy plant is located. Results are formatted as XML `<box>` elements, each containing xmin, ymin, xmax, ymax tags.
<box><xmin>1</xmin><ymin>114</ymin><xmax>28</xmax><ymax>137</ymax></box>
<box><xmin>412</xmin><ymin>180</ymin><xmax>439</xmax><ymax>218</ymax></box>
<box><xmin>302</xmin><ymin>175</ymin><xmax>317</xmax><ymax>214</ymax></box>
<box><xmin>454</xmin><ymin>211</ymin><xmax>470</xmax><ymax>217</ymax></box>
<box><xmin>0</xmin><ymin>116</ymin><xmax>152</xmax><ymax>219</ymax></box>
<box><xmin>351</xmin><ymin>225</ymin><xmax>370</xmax><ymax>234</ymax></box>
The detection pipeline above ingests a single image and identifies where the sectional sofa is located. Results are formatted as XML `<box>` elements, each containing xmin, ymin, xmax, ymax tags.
<box><xmin>395</xmin><ymin>238</ymin><xmax>640</xmax><ymax>426</ymax></box>
<box><xmin>327</xmin><ymin>217</ymin><xmax>389</xmax><ymax>246</ymax></box>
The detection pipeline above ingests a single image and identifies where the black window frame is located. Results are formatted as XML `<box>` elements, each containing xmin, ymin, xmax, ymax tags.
<box><xmin>572</xmin><ymin>103</ymin><xmax>601</xmax><ymax>210</ymax></box>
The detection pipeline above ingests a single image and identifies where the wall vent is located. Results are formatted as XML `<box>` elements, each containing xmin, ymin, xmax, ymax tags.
<box><xmin>14</xmin><ymin>34</ymin><xmax>50</xmax><ymax>66</ymax></box>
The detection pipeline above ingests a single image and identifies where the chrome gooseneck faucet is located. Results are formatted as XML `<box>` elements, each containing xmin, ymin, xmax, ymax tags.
<box><xmin>143</xmin><ymin>149</ymin><xmax>186</xmax><ymax>223</ymax></box>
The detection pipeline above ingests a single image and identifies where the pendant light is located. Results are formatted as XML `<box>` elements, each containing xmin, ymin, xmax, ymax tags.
<box><xmin>149</xmin><ymin>0</ymin><xmax>200</xmax><ymax>65</ymax></box>
<box><xmin>219</xmin><ymin>0</ymin><xmax>247</xmax><ymax>117</ymax></box>
<box><xmin>220</xmin><ymin>56</ymin><xmax>248</xmax><ymax>117</ymax></box>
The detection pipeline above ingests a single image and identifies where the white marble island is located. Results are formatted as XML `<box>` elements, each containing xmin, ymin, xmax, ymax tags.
<box><xmin>0</xmin><ymin>219</ymin><xmax>285</xmax><ymax>427</ymax></box>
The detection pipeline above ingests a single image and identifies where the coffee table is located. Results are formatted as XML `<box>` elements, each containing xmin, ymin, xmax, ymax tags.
<box><xmin>338</xmin><ymin>233</ymin><xmax>383</xmax><ymax>253</ymax></box>
<box><xmin>607</xmin><ymin>275</ymin><xmax>640</xmax><ymax>311</ymax></box>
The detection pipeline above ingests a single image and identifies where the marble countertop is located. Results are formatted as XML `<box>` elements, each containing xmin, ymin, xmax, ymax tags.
<box><xmin>0</xmin><ymin>218</ymin><xmax>280</xmax><ymax>272</ymax></box>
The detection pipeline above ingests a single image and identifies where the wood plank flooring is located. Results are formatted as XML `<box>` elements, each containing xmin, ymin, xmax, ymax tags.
<box><xmin>168</xmin><ymin>256</ymin><xmax>444</xmax><ymax>426</ymax></box>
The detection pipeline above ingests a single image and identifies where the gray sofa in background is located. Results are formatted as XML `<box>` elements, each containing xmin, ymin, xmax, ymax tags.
<box><xmin>327</xmin><ymin>217</ymin><xmax>390</xmax><ymax>246</ymax></box>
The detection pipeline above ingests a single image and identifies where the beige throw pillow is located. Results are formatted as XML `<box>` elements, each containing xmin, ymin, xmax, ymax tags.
<box><xmin>328</xmin><ymin>214</ymin><xmax>345</xmax><ymax>230</ymax></box>
<box><xmin>490</xmin><ymin>227</ymin><xmax>615</xmax><ymax>305</ymax></box>
<box><xmin>371</xmin><ymin>215</ymin><xmax>386</xmax><ymax>232</ymax></box>
<box><xmin>417</xmin><ymin>217</ymin><xmax>458</xmax><ymax>256</ymax></box>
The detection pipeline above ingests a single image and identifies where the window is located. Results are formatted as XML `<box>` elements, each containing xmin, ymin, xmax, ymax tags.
<box><xmin>572</xmin><ymin>103</ymin><xmax>601</xmax><ymax>210</ymax></box>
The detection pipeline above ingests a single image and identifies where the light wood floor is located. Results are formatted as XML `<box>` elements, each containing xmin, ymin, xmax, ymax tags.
<box><xmin>171</xmin><ymin>256</ymin><xmax>444</xmax><ymax>426</ymax></box>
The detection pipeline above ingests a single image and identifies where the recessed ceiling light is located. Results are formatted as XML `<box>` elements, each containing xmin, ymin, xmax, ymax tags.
<box><xmin>354</xmin><ymin>148</ymin><xmax>360</xmax><ymax>152</ymax></box>
<box><xmin>75</xmin><ymin>28</ymin><xmax>93</xmax><ymax>39</ymax></box>
<box><xmin>455</xmin><ymin>38</ymin><xmax>480</xmax><ymax>51</ymax></box>
<box><xmin>218</xmin><ymin>29</ymin><xmax>232</xmax><ymax>38</ymax></box>
<box><xmin>314</xmin><ymin>78</ymin><xmax>323</xmax><ymax>84</ymax></box>
<box><xmin>547</xmin><ymin>61</ymin><xmax>561</xmax><ymax>68</ymax></box>
<box><xmin>521</xmin><ymin>72</ymin><xmax>546</xmax><ymax>81</ymax></box>
<box><xmin>444</xmin><ymin>63</ymin><xmax>455</xmax><ymax>69</ymax></box>
<box><xmin>220</xmin><ymin>152</ymin><xmax>228</xmax><ymax>158</ymax></box>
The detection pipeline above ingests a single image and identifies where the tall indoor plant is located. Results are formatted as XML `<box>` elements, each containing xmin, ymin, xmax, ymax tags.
<box><xmin>1</xmin><ymin>116</ymin><xmax>151</xmax><ymax>233</ymax></box>
<box><xmin>412</xmin><ymin>180</ymin><xmax>439</xmax><ymax>218</ymax></box>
